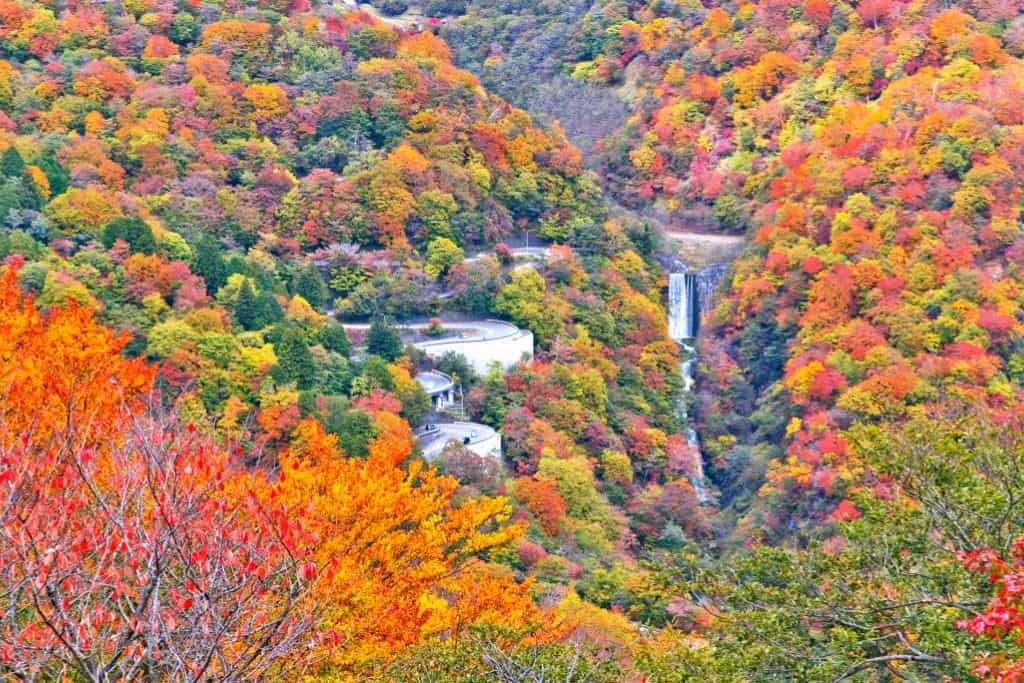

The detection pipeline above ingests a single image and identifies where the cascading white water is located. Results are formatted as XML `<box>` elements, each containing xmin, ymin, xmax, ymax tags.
<box><xmin>667</xmin><ymin>272</ymin><xmax>697</xmax><ymax>341</ymax></box>
<box><xmin>666</xmin><ymin>265</ymin><xmax>728</xmax><ymax>504</ymax></box>
<box><xmin>678</xmin><ymin>352</ymin><xmax>710</xmax><ymax>503</ymax></box>
<box><xmin>681</xmin><ymin>357</ymin><xmax>695</xmax><ymax>393</ymax></box>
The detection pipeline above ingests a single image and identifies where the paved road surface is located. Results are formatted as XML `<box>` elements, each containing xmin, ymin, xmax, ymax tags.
<box><xmin>465</xmin><ymin>245</ymin><xmax>551</xmax><ymax>264</ymax></box>
<box><xmin>415</xmin><ymin>422</ymin><xmax>498</xmax><ymax>461</ymax></box>
<box><xmin>340</xmin><ymin>319</ymin><xmax>520</xmax><ymax>341</ymax></box>
<box><xmin>415</xmin><ymin>370</ymin><xmax>455</xmax><ymax>395</ymax></box>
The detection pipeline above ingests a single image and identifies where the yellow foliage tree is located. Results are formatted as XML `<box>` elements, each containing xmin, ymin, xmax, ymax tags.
<box><xmin>267</xmin><ymin>419</ymin><xmax>532</xmax><ymax>671</ymax></box>
<box><xmin>243</xmin><ymin>83</ymin><xmax>290</xmax><ymax>120</ymax></box>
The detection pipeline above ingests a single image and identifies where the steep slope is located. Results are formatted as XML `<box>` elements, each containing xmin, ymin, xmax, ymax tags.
<box><xmin>0</xmin><ymin>3</ymin><xmax>601</xmax><ymax>253</ymax></box>
<box><xmin>444</xmin><ymin>0</ymin><xmax>1024</xmax><ymax>536</ymax></box>
<box><xmin>430</xmin><ymin>2</ymin><xmax>1024</xmax><ymax>678</ymax></box>
<box><xmin>0</xmin><ymin>0</ymin><xmax>715</xmax><ymax>658</ymax></box>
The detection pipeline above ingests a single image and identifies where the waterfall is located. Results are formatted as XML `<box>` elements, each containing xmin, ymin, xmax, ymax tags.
<box><xmin>667</xmin><ymin>264</ymin><xmax>727</xmax><ymax>505</ymax></box>
<box><xmin>667</xmin><ymin>271</ymin><xmax>698</xmax><ymax>341</ymax></box>
<box><xmin>668</xmin><ymin>264</ymin><xmax>728</xmax><ymax>338</ymax></box>
<box><xmin>678</xmin><ymin>353</ymin><xmax>711</xmax><ymax>503</ymax></box>
<box><xmin>681</xmin><ymin>357</ymin><xmax>695</xmax><ymax>393</ymax></box>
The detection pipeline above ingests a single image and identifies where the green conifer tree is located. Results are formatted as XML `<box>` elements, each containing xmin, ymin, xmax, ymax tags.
<box><xmin>194</xmin><ymin>235</ymin><xmax>227</xmax><ymax>294</ymax></box>
<box><xmin>367</xmin><ymin>317</ymin><xmax>403</xmax><ymax>361</ymax></box>
<box><xmin>322</xmin><ymin>324</ymin><xmax>352</xmax><ymax>357</ymax></box>
<box><xmin>234</xmin><ymin>279</ymin><xmax>260</xmax><ymax>331</ymax></box>
<box><xmin>294</xmin><ymin>262</ymin><xmax>328</xmax><ymax>310</ymax></box>
<box><xmin>276</xmin><ymin>327</ymin><xmax>316</xmax><ymax>390</ymax></box>
<box><xmin>101</xmin><ymin>217</ymin><xmax>157</xmax><ymax>254</ymax></box>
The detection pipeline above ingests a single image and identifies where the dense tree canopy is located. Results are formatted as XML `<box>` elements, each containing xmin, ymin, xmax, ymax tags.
<box><xmin>6</xmin><ymin>0</ymin><xmax>1024</xmax><ymax>676</ymax></box>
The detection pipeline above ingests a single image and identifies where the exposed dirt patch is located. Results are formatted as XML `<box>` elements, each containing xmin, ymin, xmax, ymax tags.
<box><xmin>613</xmin><ymin>56</ymin><xmax>647</xmax><ymax>102</ymax></box>
<box><xmin>609</xmin><ymin>199</ymin><xmax>748</xmax><ymax>268</ymax></box>
<box><xmin>663</xmin><ymin>230</ymin><xmax>747</xmax><ymax>268</ymax></box>
<box><xmin>344</xmin><ymin>2</ymin><xmax>427</xmax><ymax>30</ymax></box>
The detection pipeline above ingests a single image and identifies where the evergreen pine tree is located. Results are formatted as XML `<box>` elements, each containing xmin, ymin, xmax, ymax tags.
<box><xmin>256</xmin><ymin>291</ymin><xmax>284</xmax><ymax>328</ymax></box>
<box><xmin>124</xmin><ymin>217</ymin><xmax>157</xmax><ymax>254</ymax></box>
<box><xmin>1</xmin><ymin>147</ymin><xmax>41</xmax><ymax>211</ymax></box>
<box><xmin>101</xmin><ymin>221</ymin><xmax>121</xmax><ymax>250</ymax></box>
<box><xmin>37</xmin><ymin>155</ymin><xmax>68</xmax><ymax>196</ymax></box>
<box><xmin>276</xmin><ymin>327</ymin><xmax>316</xmax><ymax>390</ymax></box>
<box><xmin>367</xmin><ymin>317</ymin><xmax>403</xmax><ymax>361</ymax></box>
<box><xmin>0</xmin><ymin>180</ymin><xmax>23</xmax><ymax>224</ymax></box>
<box><xmin>101</xmin><ymin>217</ymin><xmax>157</xmax><ymax>254</ymax></box>
<box><xmin>361</xmin><ymin>355</ymin><xmax>394</xmax><ymax>391</ymax></box>
<box><xmin>194</xmin><ymin>235</ymin><xmax>227</xmax><ymax>294</ymax></box>
<box><xmin>1</xmin><ymin>146</ymin><xmax>26</xmax><ymax>178</ymax></box>
<box><xmin>322</xmin><ymin>324</ymin><xmax>351</xmax><ymax>357</ymax></box>
<box><xmin>328</xmin><ymin>408</ymin><xmax>375</xmax><ymax>458</ymax></box>
<box><xmin>234</xmin><ymin>279</ymin><xmax>260</xmax><ymax>331</ymax></box>
<box><xmin>294</xmin><ymin>262</ymin><xmax>328</xmax><ymax>310</ymax></box>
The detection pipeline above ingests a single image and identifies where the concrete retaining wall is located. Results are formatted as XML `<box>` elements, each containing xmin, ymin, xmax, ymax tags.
<box><xmin>465</xmin><ymin>430</ymin><xmax>502</xmax><ymax>460</ymax></box>
<box><xmin>414</xmin><ymin>322</ymin><xmax>534</xmax><ymax>376</ymax></box>
<box><xmin>416</xmin><ymin>422</ymin><xmax>502</xmax><ymax>461</ymax></box>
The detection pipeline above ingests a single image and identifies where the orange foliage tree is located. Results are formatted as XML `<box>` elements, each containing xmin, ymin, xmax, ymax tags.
<box><xmin>0</xmin><ymin>262</ymin><xmax>321</xmax><ymax>678</ymax></box>
<box><xmin>0</xmin><ymin>257</ymin><xmax>538</xmax><ymax>676</ymax></box>
<box><xmin>265</xmin><ymin>417</ymin><xmax>535</xmax><ymax>671</ymax></box>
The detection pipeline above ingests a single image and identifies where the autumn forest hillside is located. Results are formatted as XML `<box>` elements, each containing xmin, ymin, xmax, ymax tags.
<box><xmin>444</xmin><ymin>0</ymin><xmax>1024</xmax><ymax>677</ymax></box>
<box><xmin>3</xmin><ymin>0</ymin><xmax>1024</xmax><ymax>679</ymax></box>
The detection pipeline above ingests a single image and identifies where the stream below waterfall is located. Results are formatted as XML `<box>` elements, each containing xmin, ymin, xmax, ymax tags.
<box><xmin>668</xmin><ymin>265</ymin><xmax>727</xmax><ymax>503</ymax></box>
